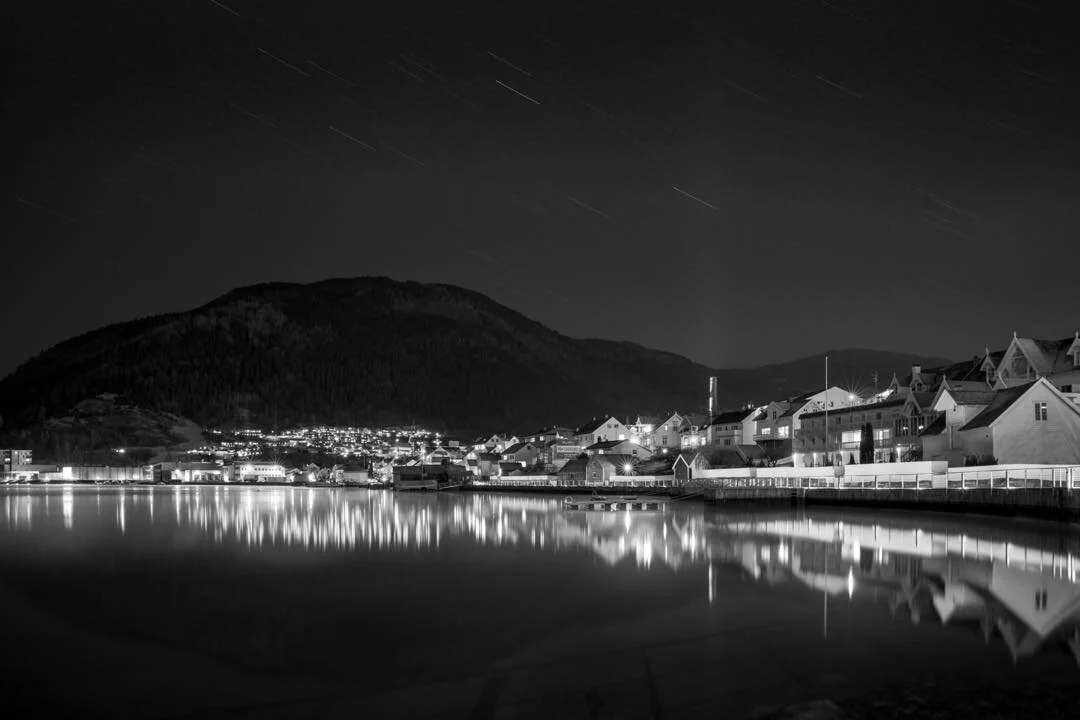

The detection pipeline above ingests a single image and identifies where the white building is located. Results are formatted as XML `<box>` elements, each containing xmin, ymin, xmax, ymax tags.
<box><xmin>954</xmin><ymin>378</ymin><xmax>1080</xmax><ymax>465</ymax></box>
<box><xmin>993</xmin><ymin>331</ymin><xmax>1080</xmax><ymax>393</ymax></box>
<box><xmin>573</xmin><ymin>416</ymin><xmax>628</xmax><ymax>448</ymax></box>
<box><xmin>229</xmin><ymin>462</ymin><xmax>287</xmax><ymax>483</ymax></box>
<box><xmin>705</xmin><ymin>407</ymin><xmax>763</xmax><ymax>446</ymax></box>
<box><xmin>650</xmin><ymin>413</ymin><xmax>684</xmax><ymax>451</ymax></box>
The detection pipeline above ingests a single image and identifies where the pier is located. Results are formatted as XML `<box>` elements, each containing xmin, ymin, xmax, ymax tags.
<box><xmin>562</xmin><ymin>497</ymin><xmax>668</xmax><ymax>512</ymax></box>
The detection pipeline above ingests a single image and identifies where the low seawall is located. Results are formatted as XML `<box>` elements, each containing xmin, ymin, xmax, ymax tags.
<box><xmin>705</xmin><ymin>487</ymin><xmax>1080</xmax><ymax>521</ymax></box>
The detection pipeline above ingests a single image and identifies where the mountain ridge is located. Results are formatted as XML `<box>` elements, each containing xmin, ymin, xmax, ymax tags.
<box><xmin>0</xmin><ymin>277</ymin><xmax>950</xmax><ymax>436</ymax></box>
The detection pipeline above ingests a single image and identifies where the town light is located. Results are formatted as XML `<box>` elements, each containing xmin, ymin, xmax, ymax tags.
<box><xmin>623</xmin><ymin>463</ymin><xmax>632</xmax><ymax>474</ymax></box>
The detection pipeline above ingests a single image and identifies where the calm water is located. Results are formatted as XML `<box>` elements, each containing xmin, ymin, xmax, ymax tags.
<box><xmin>1</xmin><ymin>486</ymin><xmax>1079</xmax><ymax>719</ymax></box>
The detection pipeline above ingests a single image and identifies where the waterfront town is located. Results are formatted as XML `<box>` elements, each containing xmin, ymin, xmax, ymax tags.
<box><xmin>3</xmin><ymin>329</ymin><xmax>1080</xmax><ymax>489</ymax></box>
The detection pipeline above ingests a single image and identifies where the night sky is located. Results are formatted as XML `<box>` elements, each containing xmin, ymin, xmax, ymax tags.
<box><xmin>4</xmin><ymin>0</ymin><xmax>1078</xmax><ymax>377</ymax></box>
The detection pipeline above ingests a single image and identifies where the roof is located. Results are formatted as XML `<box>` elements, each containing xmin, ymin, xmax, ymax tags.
<box><xmin>707</xmin><ymin>409</ymin><xmax>755</xmax><ymax>426</ymax></box>
<box><xmin>478</xmin><ymin>452</ymin><xmax>500</xmax><ymax>461</ymax></box>
<box><xmin>502</xmin><ymin>441</ymin><xmax>534</xmax><ymax>454</ymax></box>
<box><xmin>946</xmin><ymin>380</ymin><xmax>993</xmax><ymax>393</ymax></box>
<box><xmin>910</xmin><ymin>391</ymin><xmax>935</xmax><ymax>411</ymax></box>
<box><xmin>584</xmin><ymin>439</ymin><xmax>626</xmax><ymax>451</ymax></box>
<box><xmin>920</xmin><ymin>414</ymin><xmax>947</xmax><ymax>436</ymax></box>
<box><xmin>573</xmin><ymin>416</ymin><xmax>615</xmax><ymax>435</ymax></box>
<box><xmin>801</xmin><ymin>397</ymin><xmax>906</xmax><ymax>420</ymax></box>
<box><xmin>701</xmin><ymin>447</ymin><xmax>747</xmax><ymax>468</ymax></box>
<box><xmin>498</xmin><ymin>462</ymin><xmax>525</xmax><ymax>473</ymax></box>
<box><xmin>939</xmin><ymin>358</ymin><xmax>982</xmax><ymax>381</ymax></box>
<box><xmin>946</xmin><ymin>388</ymin><xmax>998</xmax><ymax>406</ymax></box>
<box><xmin>779</xmin><ymin>404</ymin><xmax>805</xmax><ymax>419</ymax></box>
<box><xmin>789</xmin><ymin>389</ymin><xmax>821</xmax><ymax>403</ymax></box>
<box><xmin>960</xmin><ymin>382</ymin><xmax>1036</xmax><ymax>431</ymax></box>
<box><xmin>1009</xmin><ymin>334</ymin><xmax>1078</xmax><ymax>377</ymax></box>
<box><xmin>590</xmin><ymin>454</ymin><xmax>637</xmax><ymax>469</ymax></box>
<box><xmin>682</xmin><ymin>413</ymin><xmax>708</xmax><ymax>426</ymax></box>
<box><xmin>527</xmin><ymin>425</ymin><xmax>573</xmax><ymax>436</ymax></box>
<box><xmin>557</xmin><ymin>456</ymin><xmax>589</xmax><ymax>475</ymax></box>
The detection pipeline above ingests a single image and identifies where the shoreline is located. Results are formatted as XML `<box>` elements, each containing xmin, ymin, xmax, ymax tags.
<box><xmin>705</xmin><ymin>486</ymin><xmax>1080</xmax><ymax>523</ymax></box>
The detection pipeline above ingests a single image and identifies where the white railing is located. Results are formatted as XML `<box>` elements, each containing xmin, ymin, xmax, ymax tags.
<box><xmin>697</xmin><ymin>462</ymin><xmax>1080</xmax><ymax>492</ymax></box>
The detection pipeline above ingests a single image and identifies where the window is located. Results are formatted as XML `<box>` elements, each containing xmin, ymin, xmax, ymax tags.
<box><xmin>723</xmin><ymin>439</ymin><xmax>732</xmax><ymax>446</ymax></box>
<box><xmin>1035</xmin><ymin>589</ymin><xmax>1048</xmax><ymax>611</ymax></box>
<box><xmin>876</xmin><ymin>412</ymin><xmax>881</xmax><ymax>421</ymax></box>
<box><xmin>778</xmin><ymin>426</ymin><xmax>790</xmax><ymax>438</ymax></box>
<box><xmin>1062</xmin><ymin>385</ymin><xmax>1073</xmax><ymax>393</ymax></box>
<box><xmin>874</xmin><ymin>428</ymin><xmax>891</xmax><ymax>441</ymax></box>
<box><xmin>1035</xmin><ymin>402</ymin><xmax>1048</xmax><ymax>421</ymax></box>
<box><xmin>841</xmin><ymin>430</ymin><xmax>861</xmax><ymax>444</ymax></box>
<box><xmin>762</xmin><ymin>427</ymin><xmax>772</xmax><ymax>436</ymax></box>
<box><xmin>1074</xmin><ymin>351</ymin><xmax>1080</xmax><ymax>368</ymax></box>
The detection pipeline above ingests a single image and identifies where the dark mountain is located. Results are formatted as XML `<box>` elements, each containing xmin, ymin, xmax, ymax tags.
<box><xmin>0</xmin><ymin>278</ymin><xmax>949</xmax><ymax>437</ymax></box>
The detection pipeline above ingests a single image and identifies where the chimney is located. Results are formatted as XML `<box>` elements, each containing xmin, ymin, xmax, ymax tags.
<box><xmin>911</xmin><ymin>364</ymin><xmax>922</xmax><ymax>380</ymax></box>
<box><xmin>707</xmin><ymin>376</ymin><xmax>717</xmax><ymax>417</ymax></box>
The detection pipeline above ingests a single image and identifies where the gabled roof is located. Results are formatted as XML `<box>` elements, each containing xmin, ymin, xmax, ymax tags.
<box><xmin>584</xmin><ymin>439</ymin><xmax>627</xmax><ymax>451</ymax></box>
<box><xmin>960</xmin><ymin>382</ymin><xmax>1036</xmax><ymax>430</ymax></box>
<box><xmin>527</xmin><ymin>425</ymin><xmax>573</xmax><ymax>437</ymax></box>
<box><xmin>1006</xmin><ymin>333</ymin><xmax>1079</xmax><ymax>378</ymax></box>
<box><xmin>948</xmin><ymin>388</ymin><xmax>998</xmax><ymax>406</ymax></box>
<box><xmin>478</xmin><ymin>452</ymin><xmax>500</xmax><ymax>461</ymax></box>
<box><xmin>573</xmin><ymin>416</ymin><xmax>617</xmax><ymax>435</ymax></box>
<box><xmin>920</xmin><ymin>414</ymin><xmax>947</xmax><ymax>436</ymax></box>
<box><xmin>655</xmin><ymin>412</ymin><xmax>683</xmax><ymax>427</ymax></box>
<box><xmin>502</xmin><ymin>441</ymin><xmax>534</xmax><ymax>455</ymax></box>
<box><xmin>801</xmin><ymin>397</ymin><xmax>905</xmax><ymax>419</ymax></box>
<box><xmin>589</xmin><ymin>454</ymin><xmax>636</xmax><ymax>469</ymax></box>
<box><xmin>707</xmin><ymin>409</ymin><xmax>755</xmax><ymax>426</ymax></box>
<box><xmin>907</xmin><ymin>391</ymin><xmax>935</xmax><ymax>413</ymax></box>
<box><xmin>557</xmin><ymin>456</ymin><xmax>589</xmax><ymax>475</ymax></box>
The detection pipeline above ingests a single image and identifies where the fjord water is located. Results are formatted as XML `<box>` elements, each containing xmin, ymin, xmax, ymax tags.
<box><xmin>1</xmin><ymin>487</ymin><xmax>1078</xmax><ymax>719</ymax></box>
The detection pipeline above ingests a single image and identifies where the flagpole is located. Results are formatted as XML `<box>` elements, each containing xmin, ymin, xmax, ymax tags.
<box><xmin>825</xmin><ymin>355</ymin><xmax>829</xmax><ymax>466</ymax></box>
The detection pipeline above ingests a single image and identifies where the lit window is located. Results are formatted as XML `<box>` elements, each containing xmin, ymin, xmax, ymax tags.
<box><xmin>1035</xmin><ymin>402</ymin><xmax>1048</xmax><ymax>421</ymax></box>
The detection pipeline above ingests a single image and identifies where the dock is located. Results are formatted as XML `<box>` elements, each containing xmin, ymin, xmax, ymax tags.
<box><xmin>563</xmin><ymin>497</ymin><xmax>668</xmax><ymax>512</ymax></box>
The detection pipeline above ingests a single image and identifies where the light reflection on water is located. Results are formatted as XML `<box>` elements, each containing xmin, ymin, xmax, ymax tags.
<box><xmin>3</xmin><ymin>485</ymin><xmax>1080</xmax><ymax>669</ymax></box>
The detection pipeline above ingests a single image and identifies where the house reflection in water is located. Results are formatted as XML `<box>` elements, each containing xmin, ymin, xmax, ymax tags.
<box><xmin>4</xmin><ymin>486</ymin><xmax>1080</xmax><ymax>671</ymax></box>
<box><xmin>707</xmin><ymin>514</ymin><xmax>1080</xmax><ymax>669</ymax></box>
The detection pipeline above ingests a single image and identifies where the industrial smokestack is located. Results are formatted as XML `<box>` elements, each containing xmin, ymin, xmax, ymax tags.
<box><xmin>708</xmin><ymin>376</ymin><xmax>717</xmax><ymax>417</ymax></box>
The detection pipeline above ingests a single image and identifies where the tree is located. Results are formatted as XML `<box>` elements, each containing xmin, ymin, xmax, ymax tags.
<box><xmin>859</xmin><ymin>422</ymin><xmax>874</xmax><ymax>464</ymax></box>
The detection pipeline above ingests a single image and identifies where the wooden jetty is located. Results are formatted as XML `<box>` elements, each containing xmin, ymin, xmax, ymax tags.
<box><xmin>563</xmin><ymin>496</ymin><xmax>668</xmax><ymax>512</ymax></box>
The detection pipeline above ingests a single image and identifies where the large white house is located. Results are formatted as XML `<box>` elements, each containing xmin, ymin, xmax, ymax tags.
<box><xmin>649</xmin><ymin>413</ymin><xmax>684</xmax><ymax>451</ymax></box>
<box><xmin>573</xmin><ymin>416</ymin><xmax>628</xmax><ymax>449</ymax></box>
<box><xmin>705</xmin><ymin>407</ymin><xmax>763</xmax><ymax>447</ymax></box>
<box><xmin>952</xmin><ymin>378</ymin><xmax>1080</xmax><ymax>465</ymax></box>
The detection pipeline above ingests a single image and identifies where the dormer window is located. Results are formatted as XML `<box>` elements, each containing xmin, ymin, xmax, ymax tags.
<box><xmin>1073</xmin><ymin>350</ymin><xmax>1080</xmax><ymax>368</ymax></box>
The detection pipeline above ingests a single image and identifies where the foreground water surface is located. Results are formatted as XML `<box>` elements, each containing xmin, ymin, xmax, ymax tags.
<box><xmin>1</xmin><ymin>486</ymin><xmax>1078</xmax><ymax>719</ymax></box>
